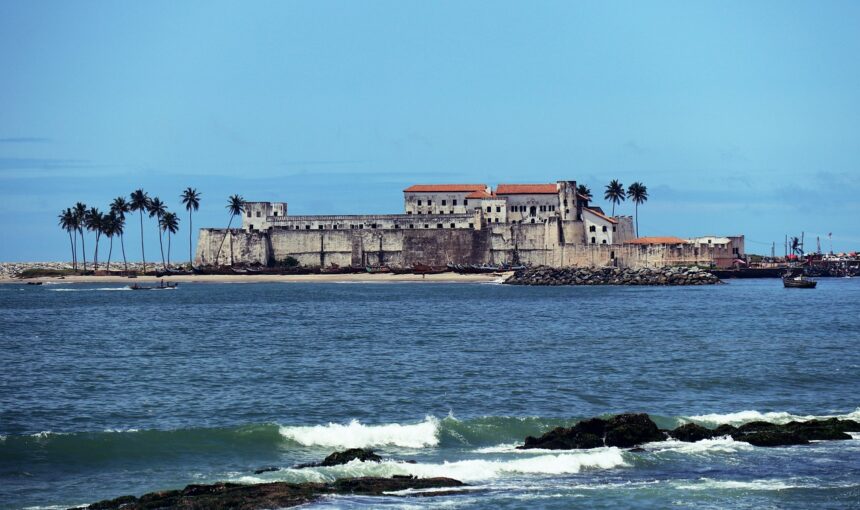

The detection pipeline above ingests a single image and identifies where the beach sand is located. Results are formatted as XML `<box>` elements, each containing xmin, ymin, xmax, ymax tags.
<box><xmin>1</xmin><ymin>272</ymin><xmax>512</xmax><ymax>285</ymax></box>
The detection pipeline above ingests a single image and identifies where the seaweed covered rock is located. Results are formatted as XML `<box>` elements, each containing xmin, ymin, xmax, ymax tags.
<box><xmin>603</xmin><ymin>413</ymin><xmax>666</xmax><ymax>448</ymax></box>
<box><xmin>734</xmin><ymin>429</ymin><xmax>809</xmax><ymax>447</ymax></box>
<box><xmin>295</xmin><ymin>448</ymin><xmax>383</xmax><ymax>468</ymax></box>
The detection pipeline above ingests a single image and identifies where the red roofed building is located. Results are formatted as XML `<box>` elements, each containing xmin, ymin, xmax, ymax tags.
<box><xmin>494</xmin><ymin>181</ymin><xmax>580</xmax><ymax>224</ymax></box>
<box><xmin>403</xmin><ymin>184</ymin><xmax>490</xmax><ymax>216</ymax></box>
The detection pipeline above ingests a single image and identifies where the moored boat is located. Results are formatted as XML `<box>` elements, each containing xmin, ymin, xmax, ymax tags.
<box><xmin>783</xmin><ymin>269</ymin><xmax>816</xmax><ymax>288</ymax></box>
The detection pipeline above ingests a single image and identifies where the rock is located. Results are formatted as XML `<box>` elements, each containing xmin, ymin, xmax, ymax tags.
<box><xmin>519</xmin><ymin>413</ymin><xmax>664</xmax><ymax>450</ymax></box>
<box><xmin>736</xmin><ymin>421</ymin><xmax>779</xmax><ymax>433</ymax></box>
<box><xmin>71</xmin><ymin>477</ymin><xmax>466</xmax><ymax>510</ymax></box>
<box><xmin>296</xmin><ymin>448</ymin><xmax>383</xmax><ymax>468</ymax></box>
<box><xmin>253</xmin><ymin>466</ymin><xmax>280</xmax><ymax>474</ymax></box>
<box><xmin>783</xmin><ymin>419</ymin><xmax>857</xmax><ymax>441</ymax></box>
<box><xmin>669</xmin><ymin>423</ymin><xmax>715</xmax><ymax>442</ymax></box>
<box><xmin>504</xmin><ymin>265</ymin><xmax>721</xmax><ymax>286</ymax></box>
<box><xmin>712</xmin><ymin>424</ymin><xmax>738</xmax><ymax>436</ymax></box>
<box><xmin>603</xmin><ymin>413</ymin><xmax>665</xmax><ymax>448</ymax></box>
<box><xmin>733</xmin><ymin>429</ymin><xmax>809</xmax><ymax>447</ymax></box>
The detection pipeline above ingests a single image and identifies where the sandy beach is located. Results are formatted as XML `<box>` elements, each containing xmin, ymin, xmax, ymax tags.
<box><xmin>0</xmin><ymin>272</ymin><xmax>512</xmax><ymax>285</ymax></box>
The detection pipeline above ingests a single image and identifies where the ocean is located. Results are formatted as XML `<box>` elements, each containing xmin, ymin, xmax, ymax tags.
<box><xmin>1</xmin><ymin>279</ymin><xmax>859</xmax><ymax>509</ymax></box>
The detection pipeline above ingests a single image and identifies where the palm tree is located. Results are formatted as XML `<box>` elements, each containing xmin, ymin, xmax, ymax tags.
<box><xmin>85</xmin><ymin>207</ymin><xmax>104</xmax><ymax>270</ymax></box>
<box><xmin>160</xmin><ymin>211</ymin><xmax>180</xmax><ymax>267</ymax></box>
<box><xmin>215</xmin><ymin>194</ymin><xmax>245</xmax><ymax>266</ymax></box>
<box><xmin>73</xmin><ymin>202</ymin><xmax>88</xmax><ymax>271</ymax></box>
<box><xmin>58</xmin><ymin>208</ymin><xmax>77</xmax><ymax>269</ymax></box>
<box><xmin>110</xmin><ymin>196</ymin><xmax>131</xmax><ymax>272</ymax></box>
<box><xmin>576</xmin><ymin>184</ymin><xmax>592</xmax><ymax>201</ymax></box>
<box><xmin>180</xmin><ymin>187</ymin><xmax>201</xmax><ymax>266</ymax></box>
<box><xmin>604</xmin><ymin>179</ymin><xmax>626</xmax><ymax>216</ymax></box>
<box><xmin>148</xmin><ymin>197</ymin><xmax>167</xmax><ymax>269</ymax></box>
<box><xmin>627</xmin><ymin>182</ymin><xmax>648</xmax><ymax>237</ymax></box>
<box><xmin>130</xmin><ymin>189</ymin><xmax>150</xmax><ymax>274</ymax></box>
<box><xmin>102</xmin><ymin>212</ymin><xmax>117</xmax><ymax>272</ymax></box>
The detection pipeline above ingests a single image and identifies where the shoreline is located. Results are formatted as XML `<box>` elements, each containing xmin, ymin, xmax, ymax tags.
<box><xmin>0</xmin><ymin>272</ymin><xmax>512</xmax><ymax>285</ymax></box>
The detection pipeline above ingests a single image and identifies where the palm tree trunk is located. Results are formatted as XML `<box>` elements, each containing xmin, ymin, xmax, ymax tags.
<box><xmin>635</xmin><ymin>203</ymin><xmax>639</xmax><ymax>237</ymax></box>
<box><xmin>214</xmin><ymin>215</ymin><xmax>234</xmax><ymax>266</ymax></box>
<box><xmin>120</xmin><ymin>233</ymin><xmax>128</xmax><ymax>272</ymax></box>
<box><xmin>230</xmin><ymin>232</ymin><xmax>234</xmax><ymax>267</ymax></box>
<box><xmin>68</xmin><ymin>230</ymin><xmax>75</xmax><ymax>269</ymax></box>
<box><xmin>188</xmin><ymin>209</ymin><xmax>193</xmax><ymax>267</ymax></box>
<box><xmin>139</xmin><ymin>211</ymin><xmax>146</xmax><ymax>275</ymax></box>
<box><xmin>107</xmin><ymin>236</ymin><xmax>113</xmax><ymax>271</ymax></box>
<box><xmin>157</xmin><ymin>223</ymin><xmax>166</xmax><ymax>269</ymax></box>
<box><xmin>93</xmin><ymin>232</ymin><xmax>100</xmax><ymax>270</ymax></box>
<box><xmin>167</xmin><ymin>232</ymin><xmax>171</xmax><ymax>267</ymax></box>
<box><xmin>80</xmin><ymin>228</ymin><xmax>87</xmax><ymax>271</ymax></box>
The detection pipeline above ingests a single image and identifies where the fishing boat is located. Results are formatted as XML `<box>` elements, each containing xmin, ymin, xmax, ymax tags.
<box><xmin>782</xmin><ymin>269</ymin><xmax>816</xmax><ymax>289</ymax></box>
<box><xmin>412</xmin><ymin>263</ymin><xmax>447</xmax><ymax>275</ymax></box>
<box><xmin>130</xmin><ymin>281</ymin><xmax>178</xmax><ymax>290</ymax></box>
<box><xmin>366</xmin><ymin>265</ymin><xmax>392</xmax><ymax>274</ymax></box>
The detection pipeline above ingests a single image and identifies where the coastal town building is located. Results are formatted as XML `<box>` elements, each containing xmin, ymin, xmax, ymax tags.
<box><xmin>197</xmin><ymin>179</ymin><xmax>743</xmax><ymax>269</ymax></box>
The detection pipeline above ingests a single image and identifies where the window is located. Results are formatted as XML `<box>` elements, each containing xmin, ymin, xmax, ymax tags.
<box><xmin>359</xmin><ymin>224</ymin><xmax>364</xmax><ymax>229</ymax></box>
<box><xmin>394</xmin><ymin>224</ymin><xmax>400</xmax><ymax>229</ymax></box>
<box><xmin>333</xmin><ymin>225</ymin><xmax>338</xmax><ymax>229</ymax></box>
<box><xmin>531</xmin><ymin>218</ymin><xmax>535</xmax><ymax>223</ymax></box>
<box><xmin>427</xmin><ymin>199</ymin><xmax>432</xmax><ymax>205</ymax></box>
<box><xmin>589</xmin><ymin>225</ymin><xmax>596</xmax><ymax>232</ymax></box>
<box><xmin>371</xmin><ymin>224</ymin><xmax>377</xmax><ymax>229</ymax></box>
<box><xmin>602</xmin><ymin>226</ymin><xmax>608</xmax><ymax>232</ymax></box>
<box><xmin>450</xmin><ymin>223</ymin><xmax>455</xmax><ymax>228</ymax></box>
<box><xmin>495</xmin><ymin>218</ymin><xmax>500</xmax><ymax>223</ymax></box>
<box><xmin>453</xmin><ymin>199</ymin><xmax>457</xmax><ymax>206</ymax></box>
<box><xmin>591</xmin><ymin>237</ymin><xmax>596</xmax><ymax>244</ymax></box>
<box><xmin>305</xmin><ymin>225</ymin><xmax>310</xmax><ymax>230</ymax></box>
<box><xmin>602</xmin><ymin>240</ymin><xmax>607</xmax><ymax>244</ymax></box>
<box><xmin>437</xmin><ymin>223</ymin><xmax>443</xmax><ymax>228</ymax></box>
<box><xmin>249</xmin><ymin>224</ymin><xmax>253</xmax><ymax>230</ymax></box>
<box><xmin>487</xmin><ymin>206</ymin><xmax>491</xmax><ymax>213</ymax></box>
<box><xmin>409</xmin><ymin>224</ymin><xmax>414</xmax><ymax>229</ymax></box>
<box><xmin>442</xmin><ymin>199</ymin><xmax>446</xmax><ymax>206</ymax></box>
<box><xmin>273</xmin><ymin>211</ymin><xmax>279</xmax><ymax>216</ymax></box>
<box><xmin>468</xmin><ymin>223</ymin><xmax>474</xmax><ymax>228</ymax></box>
<box><xmin>610</xmin><ymin>250</ymin><xmax>615</xmax><ymax>259</ymax></box>
<box><xmin>564</xmin><ymin>199</ymin><xmax>568</xmax><ymax>206</ymax></box>
<box><xmin>424</xmin><ymin>224</ymin><xmax>429</xmax><ymax>228</ymax></box>
<box><xmin>246</xmin><ymin>211</ymin><xmax>252</xmax><ymax>217</ymax></box>
<box><xmin>612</xmin><ymin>226</ymin><xmax>616</xmax><ymax>232</ymax></box>
<box><xmin>318</xmin><ymin>225</ymin><xmax>323</xmax><ymax>229</ymax></box>
<box><xmin>496</xmin><ymin>206</ymin><xmax>501</xmax><ymax>213</ymax></box>
<box><xmin>464</xmin><ymin>199</ymin><xmax>468</xmax><ymax>206</ymax></box>
<box><xmin>256</xmin><ymin>211</ymin><xmax>261</xmax><ymax>217</ymax></box>
<box><xmin>417</xmin><ymin>200</ymin><xmax>422</xmax><ymax>206</ymax></box>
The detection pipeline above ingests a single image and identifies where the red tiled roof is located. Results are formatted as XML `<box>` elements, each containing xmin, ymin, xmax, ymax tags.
<box><xmin>404</xmin><ymin>184</ymin><xmax>488</xmax><ymax>193</ymax></box>
<box><xmin>625</xmin><ymin>236</ymin><xmax>689</xmax><ymax>245</ymax></box>
<box><xmin>584</xmin><ymin>207</ymin><xmax>618</xmax><ymax>224</ymax></box>
<box><xmin>495</xmin><ymin>184</ymin><xmax>558</xmax><ymax>195</ymax></box>
<box><xmin>465</xmin><ymin>190</ymin><xmax>497</xmax><ymax>199</ymax></box>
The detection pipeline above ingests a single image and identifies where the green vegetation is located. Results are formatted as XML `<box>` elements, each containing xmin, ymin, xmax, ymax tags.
<box><xmin>627</xmin><ymin>182</ymin><xmax>648</xmax><ymax>237</ymax></box>
<box><xmin>604</xmin><ymin>179</ymin><xmax>626</xmax><ymax>216</ymax></box>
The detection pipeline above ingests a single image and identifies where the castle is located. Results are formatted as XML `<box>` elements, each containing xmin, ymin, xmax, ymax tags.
<box><xmin>194</xmin><ymin>180</ymin><xmax>744</xmax><ymax>269</ymax></box>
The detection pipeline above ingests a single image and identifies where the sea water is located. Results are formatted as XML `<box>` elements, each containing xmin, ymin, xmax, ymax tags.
<box><xmin>1</xmin><ymin>279</ymin><xmax>858</xmax><ymax>508</ymax></box>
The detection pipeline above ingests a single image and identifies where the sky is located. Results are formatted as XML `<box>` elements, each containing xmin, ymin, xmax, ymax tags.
<box><xmin>1</xmin><ymin>0</ymin><xmax>859</xmax><ymax>261</ymax></box>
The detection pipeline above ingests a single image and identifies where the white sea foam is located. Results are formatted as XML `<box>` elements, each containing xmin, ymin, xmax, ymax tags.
<box><xmin>644</xmin><ymin>436</ymin><xmax>754</xmax><ymax>455</ymax></box>
<box><xmin>685</xmin><ymin>408</ymin><xmax>860</xmax><ymax>426</ymax></box>
<box><xmin>278</xmin><ymin>416</ymin><xmax>440</xmax><ymax>449</ymax></box>
<box><xmin>241</xmin><ymin>448</ymin><xmax>628</xmax><ymax>484</ymax></box>
<box><xmin>676</xmin><ymin>477</ymin><xmax>827</xmax><ymax>491</ymax></box>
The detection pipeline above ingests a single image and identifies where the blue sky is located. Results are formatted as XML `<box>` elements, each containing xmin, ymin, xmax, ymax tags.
<box><xmin>2</xmin><ymin>0</ymin><xmax>859</xmax><ymax>261</ymax></box>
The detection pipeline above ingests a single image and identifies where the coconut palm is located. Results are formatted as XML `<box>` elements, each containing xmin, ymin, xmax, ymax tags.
<box><xmin>73</xmin><ymin>202</ymin><xmax>88</xmax><ymax>271</ymax></box>
<box><xmin>130</xmin><ymin>189</ymin><xmax>150</xmax><ymax>274</ymax></box>
<box><xmin>85</xmin><ymin>207</ymin><xmax>104</xmax><ymax>270</ymax></box>
<box><xmin>627</xmin><ymin>182</ymin><xmax>648</xmax><ymax>237</ymax></box>
<box><xmin>180</xmin><ymin>187</ymin><xmax>201</xmax><ymax>266</ymax></box>
<box><xmin>604</xmin><ymin>179</ymin><xmax>626</xmax><ymax>216</ymax></box>
<box><xmin>215</xmin><ymin>194</ymin><xmax>245</xmax><ymax>266</ymax></box>
<box><xmin>102</xmin><ymin>213</ymin><xmax>117</xmax><ymax>271</ymax></box>
<box><xmin>58</xmin><ymin>208</ymin><xmax>77</xmax><ymax>269</ymax></box>
<box><xmin>148</xmin><ymin>197</ymin><xmax>168</xmax><ymax>269</ymax></box>
<box><xmin>110</xmin><ymin>196</ymin><xmax>131</xmax><ymax>272</ymax></box>
<box><xmin>160</xmin><ymin>211</ymin><xmax>180</xmax><ymax>267</ymax></box>
<box><xmin>576</xmin><ymin>184</ymin><xmax>592</xmax><ymax>201</ymax></box>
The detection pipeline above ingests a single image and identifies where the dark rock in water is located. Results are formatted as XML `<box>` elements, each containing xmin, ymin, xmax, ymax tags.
<box><xmin>784</xmin><ymin>419</ymin><xmax>855</xmax><ymax>441</ymax></box>
<box><xmin>628</xmin><ymin>447</ymin><xmax>647</xmax><ymax>452</ymax></box>
<box><xmin>604</xmin><ymin>413</ymin><xmax>665</xmax><ymax>448</ymax></box>
<box><xmin>253</xmin><ymin>466</ymin><xmax>280</xmax><ymax>474</ymax></box>
<box><xmin>295</xmin><ymin>448</ymin><xmax>383</xmax><ymax>468</ymax></box>
<box><xmin>736</xmin><ymin>421</ymin><xmax>779</xmax><ymax>433</ymax></box>
<box><xmin>712</xmin><ymin>424</ymin><xmax>738</xmax><ymax>436</ymax></box>
<box><xmin>669</xmin><ymin>423</ymin><xmax>715</xmax><ymax>442</ymax></box>
<box><xmin>733</xmin><ymin>429</ymin><xmax>809</xmax><ymax>447</ymax></box>
<box><xmin>519</xmin><ymin>413</ymin><xmax>663</xmax><ymax>450</ymax></box>
<box><xmin>320</xmin><ymin>448</ymin><xmax>382</xmax><ymax>466</ymax></box>
<box><xmin>71</xmin><ymin>477</ymin><xmax>465</xmax><ymax>510</ymax></box>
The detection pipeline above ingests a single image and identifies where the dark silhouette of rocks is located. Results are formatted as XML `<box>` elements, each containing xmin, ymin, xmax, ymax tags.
<box><xmin>506</xmin><ymin>266</ymin><xmax>721</xmax><ymax>286</ymax></box>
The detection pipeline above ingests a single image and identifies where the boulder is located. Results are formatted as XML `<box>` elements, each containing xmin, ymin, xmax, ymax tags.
<box><xmin>295</xmin><ymin>448</ymin><xmax>383</xmax><ymax>468</ymax></box>
<box><xmin>669</xmin><ymin>423</ymin><xmax>715</xmax><ymax>442</ymax></box>
<box><xmin>603</xmin><ymin>413</ymin><xmax>665</xmax><ymax>448</ymax></box>
<box><xmin>733</xmin><ymin>429</ymin><xmax>809</xmax><ymax>447</ymax></box>
<box><xmin>519</xmin><ymin>413</ymin><xmax>664</xmax><ymax>450</ymax></box>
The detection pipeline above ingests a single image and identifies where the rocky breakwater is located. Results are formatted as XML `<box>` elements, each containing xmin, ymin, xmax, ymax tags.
<box><xmin>518</xmin><ymin>413</ymin><xmax>860</xmax><ymax>450</ymax></box>
<box><xmin>505</xmin><ymin>266</ymin><xmax>721</xmax><ymax>286</ymax></box>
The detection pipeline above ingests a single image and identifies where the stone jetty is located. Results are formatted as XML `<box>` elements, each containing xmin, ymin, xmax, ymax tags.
<box><xmin>505</xmin><ymin>265</ymin><xmax>721</xmax><ymax>286</ymax></box>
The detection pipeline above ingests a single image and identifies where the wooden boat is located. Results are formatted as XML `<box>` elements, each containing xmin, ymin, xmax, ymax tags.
<box><xmin>26</xmin><ymin>281</ymin><xmax>43</xmax><ymax>285</ymax></box>
<box><xmin>130</xmin><ymin>281</ymin><xmax>178</xmax><ymax>290</ymax></box>
<box><xmin>366</xmin><ymin>265</ymin><xmax>392</xmax><ymax>274</ymax></box>
<box><xmin>412</xmin><ymin>263</ymin><xmax>447</xmax><ymax>275</ymax></box>
<box><xmin>783</xmin><ymin>276</ymin><xmax>817</xmax><ymax>288</ymax></box>
<box><xmin>320</xmin><ymin>263</ymin><xmax>343</xmax><ymax>274</ymax></box>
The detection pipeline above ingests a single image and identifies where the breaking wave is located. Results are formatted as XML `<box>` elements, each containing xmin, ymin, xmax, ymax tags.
<box><xmin>684</xmin><ymin>408</ymin><xmax>860</xmax><ymax>427</ymax></box>
<box><xmin>278</xmin><ymin>416</ymin><xmax>441</xmax><ymax>449</ymax></box>
<box><xmin>236</xmin><ymin>448</ymin><xmax>628</xmax><ymax>484</ymax></box>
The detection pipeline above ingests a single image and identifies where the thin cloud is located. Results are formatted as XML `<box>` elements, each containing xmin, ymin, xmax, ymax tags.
<box><xmin>0</xmin><ymin>137</ymin><xmax>51</xmax><ymax>143</ymax></box>
<box><xmin>0</xmin><ymin>157</ymin><xmax>93</xmax><ymax>171</ymax></box>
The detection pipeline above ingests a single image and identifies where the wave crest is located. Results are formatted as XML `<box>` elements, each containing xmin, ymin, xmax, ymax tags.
<box><xmin>278</xmin><ymin>416</ymin><xmax>440</xmax><ymax>449</ymax></box>
<box><xmin>685</xmin><ymin>408</ymin><xmax>860</xmax><ymax>427</ymax></box>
